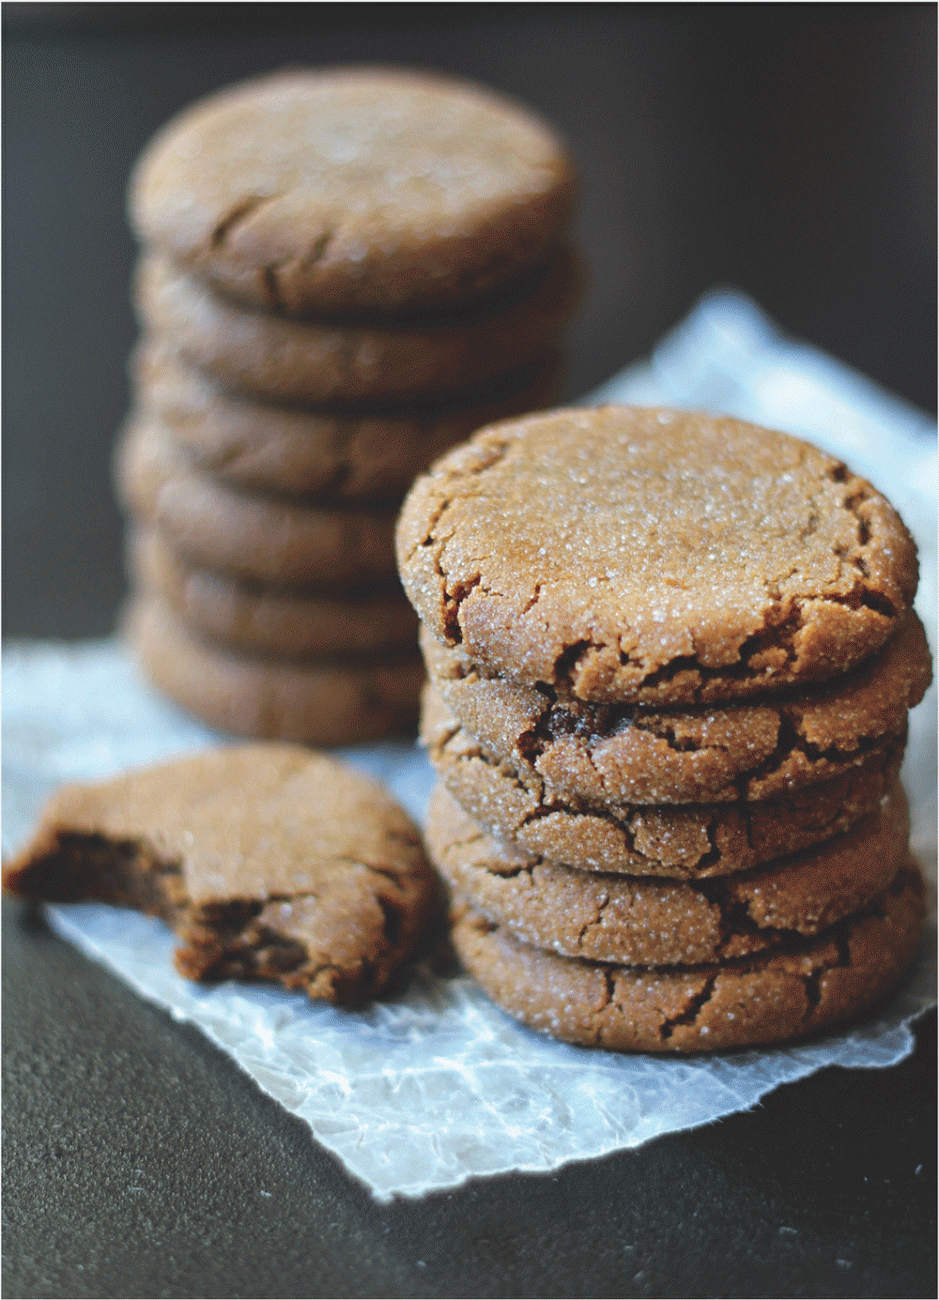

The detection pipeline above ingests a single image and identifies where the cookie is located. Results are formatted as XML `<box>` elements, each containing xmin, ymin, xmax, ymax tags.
<box><xmin>128</xmin><ymin>597</ymin><xmax>423</xmax><ymax>745</ymax></box>
<box><xmin>134</xmin><ymin>246</ymin><xmax>579</xmax><ymax>406</ymax></box>
<box><xmin>132</xmin><ymin>343</ymin><xmax>564</xmax><ymax>501</ymax></box>
<box><xmin>451</xmin><ymin>864</ymin><xmax>925</xmax><ymax>1052</ymax></box>
<box><xmin>128</xmin><ymin>67</ymin><xmax>576</xmax><ymax>317</ymax></box>
<box><xmin>422</xmin><ymin>611</ymin><xmax>931</xmax><ymax>805</ymax></box>
<box><xmin>397</xmin><ymin>407</ymin><xmax>919</xmax><ymax>703</ymax></box>
<box><xmin>130</xmin><ymin>527</ymin><xmax>418</xmax><ymax>658</ymax></box>
<box><xmin>116</xmin><ymin>422</ymin><xmax>398</xmax><ymax>586</ymax></box>
<box><xmin>427</xmin><ymin>781</ymin><xmax>910</xmax><ymax>967</ymax></box>
<box><xmin>421</xmin><ymin>682</ymin><xmax>907</xmax><ymax>877</ymax></box>
<box><xmin>3</xmin><ymin>744</ymin><xmax>439</xmax><ymax>1002</ymax></box>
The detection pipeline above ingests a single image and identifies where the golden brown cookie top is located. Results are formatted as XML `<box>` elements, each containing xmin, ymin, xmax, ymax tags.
<box><xmin>5</xmin><ymin>744</ymin><xmax>429</xmax><ymax>907</ymax></box>
<box><xmin>129</xmin><ymin>67</ymin><xmax>576</xmax><ymax>316</ymax></box>
<box><xmin>397</xmin><ymin>406</ymin><xmax>919</xmax><ymax>703</ymax></box>
<box><xmin>3</xmin><ymin>745</ymin><xmax>439</xmax><ymax>1002</ymax></box>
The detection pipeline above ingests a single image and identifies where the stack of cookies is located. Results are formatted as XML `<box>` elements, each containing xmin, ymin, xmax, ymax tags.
<box><xmin>115</xmin><ymin>67</ymin><xmax>578</xmax><ymax>745</ymax></box>
<box><xmin>396</xmin><ymin>406</ymin><xmax>932</xmax><ymax>1052</ymax></box>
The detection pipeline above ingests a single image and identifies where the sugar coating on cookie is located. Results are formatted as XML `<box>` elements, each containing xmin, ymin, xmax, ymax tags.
<box><xmin>427</xmin><ymin>780</ymin><xmax>911</xmax><ymax>967</ymax></box>
<box><xmin>116</xmin><ymin>422</ymin><xmax>399</xmax><ymax>586</ymax></box>
<box><xmin>129</xmin><ymin>67</ymin><xmax>576</xmax><ymax>316</ymax></box>
<box><xmin>131</xmin><ymin>527</ymin><xmax>418</xmax><ymax>658</ymax></box>
<box><xmin>397</xmin><ymin>407</ymin><xmax>919</xmax><ymax>703</ymax></box>
<box><xmin>127</xmin><ymin>597</ymin><xmax>423</xmax><ymax>746</ymax></box>
<box><xmin>421</xmin><ymin>680</ymin><xmax>907</xmax><ymax>877</ymax></box>
<box><xmin>422</xmin><ymin>611</ymin><xmax>931</xmax><ymax>805</ymax></box>
<box><xmin>133</xmin><ymin>247</ymin><xmax>579</xmax><ymax>405</ymax></box>
<box><xmin>452</xmin><ymin>864</ymin><xmax>925</xmax><ymax>1052</ymax></box>
<box><xmin>132</xmin><ymin>343</ymin><xmax>563</xmax><ymax>502</ymax></box>
<box><xmin>3</xmin><ymin>745</ymin><xmax>440</xmax><ymax>1002</ymax></box>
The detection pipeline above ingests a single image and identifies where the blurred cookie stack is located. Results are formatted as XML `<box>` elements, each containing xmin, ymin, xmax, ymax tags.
<box><xmin>397</xmin><ymin>406</ymin><xmax>931</xmax><ymax>1052</ymax></box>
<box><xmin>116</xmin><ymin>67</ymin><xmax>578</xmax><ymax>745</ymax></box>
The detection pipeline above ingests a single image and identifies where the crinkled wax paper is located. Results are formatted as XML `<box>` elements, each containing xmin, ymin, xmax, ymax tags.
<box><xmin>4</xmin><ymin>292</ymin><xmax>936</xmax><ymax>1201</ymax></box>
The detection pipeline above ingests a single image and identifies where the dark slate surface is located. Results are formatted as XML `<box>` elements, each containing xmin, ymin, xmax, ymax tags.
<box><xmin>3</xmin><ymin>6</ymin><xmax>936</xmax><ymax>1297</ymax></box>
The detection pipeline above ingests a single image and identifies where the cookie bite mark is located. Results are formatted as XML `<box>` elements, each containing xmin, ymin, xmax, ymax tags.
<box><xmin>3</xmin><ymin>829</ymin><xmax>186</xmax><ymax>919</ymax></box>
<box><xmin>3</xmin><ymin>745</ymin><xmax>440</xmax><ymax>1003</ymax></box>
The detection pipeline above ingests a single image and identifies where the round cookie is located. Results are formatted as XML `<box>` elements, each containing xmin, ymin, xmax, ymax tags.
<box><xmin>130</xmin><ymin>527</ymin><xmax>418</xmax><ymax>658</ymax></box>
<box><xmin>133</xmin><ymin>343</ymin><xmax>564</xmax><ymax>501</ymax></box>
<box><xmin>421</xmin><ymin>682</ymin><xmax>908</xmax><ymax>877</ymax></box>
<box><xmin>451</xmin><ymin>864</ymin><xmax>926</xmax><ymax>1052</ymax></box>
<box><xmin>3</xmin><ymin>744</ymin><xmax>440</xmax><ymax>1002</ymax></box>
<box><xmin>128</xmin><ymin>597</ymin><xmax>423</xmax><ymax>745</ymax></box>
<box><xmin>128</xmin><ymin>67</ymin><xmax>576</xmax><ymax>317</ymax></box>
<box><xmin>427</xmin><ymin>781</ymin><xmax>910</xmax><ymax>967</ymax></box>
<box><xmin>422</xmin><ymin>612</ymin><xmax>932</xmax><ymax>805</ymax></box>
<box><xmin>397</xmin><ymin>407</ymin><xmax>919</xmax><ymax>703</ymax></box>
<box><xmin>134</xmin><ymin>246</ymin><xmax>579</xmax><ymax>406</ymax></box>
<box><xmin>116</xmin><ymin>421</ymin><xmax>398</xmax><ymax>586</ymax></box>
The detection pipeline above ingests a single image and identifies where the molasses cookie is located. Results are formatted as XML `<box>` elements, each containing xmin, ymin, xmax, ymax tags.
<box><xmin>130</xmin><ymin>528</ymin><xmax>418</xmax><ymax>658</ymax></box>
<box><xmin>397</xmin><ymin>407</ymin><xmax>919</xmax><ymax>703</ymax></box>
<box><xmin>116</xmin><ymin>423</ymin><xmax>398</xmax><ymax>586</ymax></box>
<box><xmin>427</xmin><ymin>781</ymin><xmax>910</xmax><ymax>967</ymax></box>
<box><xmin>421</xmin><ymin>682</ymin><xmax>907</xmax><ymax>877</ymax></box>
<box><xmin>134</xmin><ymin>245</ymin><xmax>579</xmax><ymax>405</ymax></box>
<box><xmin>451</xmin><ymin>864</ymin><xmax>925</xmax><ymax>1052</ymax></box>
<box><xmin>422</xmin><ymin>612</ymin><xmax>931</xmax><ymax>805</ymax></box>
<box><xmin>133</xmin><ymin>343</ymin><xmax>563</xmax><ymax>501</ymax></box>
<box><xmin>128</xmin><ymin>597</ymin><xmax>423</xmax><ymax>745</ymax></box>
<box><xmin>128</xmin><ymin>67</ymin><xmax>576</xmax><ymax>316</ymax></box>
<box><xmin>4</xmin><ymin>744</ymin><xmax>439</xmax><ymax>1002</ymax></box>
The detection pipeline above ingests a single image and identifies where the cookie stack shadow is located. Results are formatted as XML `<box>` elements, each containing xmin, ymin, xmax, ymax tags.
<box><xmin>397</xmin><ymin>406</ymin><xmax>932</xmax><ymax>1052</ymax></box>
<box><xmin>114</xmin><ymin>67</ymin><xmax>578</xmax><ymax>744</ymax></box>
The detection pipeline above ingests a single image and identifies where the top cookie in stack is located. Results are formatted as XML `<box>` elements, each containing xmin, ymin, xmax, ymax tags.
<box><xmin>118</xmin><ymin>67</ymin><xmax>579</xmax><ymax>745</ymax></box>
<box><xmin>397</xmin><ymin>406</ymin><xmax>931</xmax><ymax>1052</ymax></box>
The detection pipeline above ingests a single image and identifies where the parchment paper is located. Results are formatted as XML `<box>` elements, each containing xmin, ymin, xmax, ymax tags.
<box><xmin>4</xmin><ymin>291</ymin><xmax>936</xmax><ymax>1201</ymax></box>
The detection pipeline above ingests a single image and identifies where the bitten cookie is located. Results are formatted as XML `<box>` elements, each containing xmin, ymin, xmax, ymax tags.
<box><xmin>421</xmin><ymin>681</ymin><xmax>907</xmax><ymax>877</ymax></box>
<box><xmin>422</xmin><ymin>612</ymin><xmax>931</xmax><ymax>805</ymax></box>
<box><xmin>134</xmin><ymin>247</ymin><xmax>579</xmax><ymax>405</ymax></box>
<box><xmin>116</xmin><ymin>422</ymin><xmax>398</xmax><ymax>586</ymax></box>
<box><xmin>451</xmin><ymin>865</ymin><xmax>925</xmax><ymax>1052</ymax></box>
<box><xmin>131</xmin><ymin>527</ymin><xmax>418</xmax><ymax>658</ymax></box>
<box><xmin>427</xmin><ymin>781</ymin><xmax>911</xmax><ymax>966</ymax></box>
<box><xmin>397</xmin><ymin>407</ymin><xmax>919</xmax><ymax>703</ymax></box>
<box><xmin>128</xmin><ymin>67</ymin><xmax>576</xmax><ymax>316</ymax></box>
<box><xmin>131</xmin><ymin>343</ymin><xmax>563</xmax><ymax>501</ymax></box>
<box><xmin>3</xmin><ymin>744</ymin><xmax>440</xmax><ymax>1002</ymax></box>
<box><xmin>128</xmin><ymin>597</ymin><xmax>423</xmax><ymax>745</ymax></box>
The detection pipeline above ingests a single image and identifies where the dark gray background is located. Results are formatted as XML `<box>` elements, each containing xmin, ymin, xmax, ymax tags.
<box><xmin>3</xmin><ymin>4</ymin><xmax>936</xmax><ymax>1297</ymax></box>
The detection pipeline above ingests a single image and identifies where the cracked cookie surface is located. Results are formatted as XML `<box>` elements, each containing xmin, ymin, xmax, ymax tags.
<box><xmin>427</xmin><ymin>781</ymin><xmax>910</xmax><ymax>967</ymax></box>
<box><xmin>116</xmin><ymin>420</ymin><xmax>399</xmax><ymax>586</ymax></box>
<box><xmin>451</xmin><ymin>864</ymin><xmax>925</xmax><ymax>1051</ymax></box>
<box><xmin>423</xmin><ymin>612</ymin><xmax>931</xmax><ymax>804</ymax></box>
<box><xmin>129</xmin><ymin>68</ymin><xmax>576</xmax><ymax>317</ymax></box>
<box><xmin>397</xmin><ymin>407</ymin><xmax>919</xmax><ymax>703</ymax></box>
<box><xmin>128</xmin><ymin>597</ymin><xmax>423</xmax><ymax>746</ymax></box>
<box><xmin>134</xmin><ymin>246</ymin><xmax>579</xmax><ymax>405</ymax></box>
<box><xmin>3</xmin><ymin>744</ymin><xmax>440</xmax><ymax>1002</ymax></box>
<box><xmin>130</xmin><ymin>527</ymin><xmax>418</xmax><ymax>658</ymax></box>
<box><xmin>132</xmin><ymin>343</ymin><xmax>563</xmax><ymax>502</ymax></box>
<box><xmin>421</xmin><ymin>682</ymin><xmax>907</xmax><ymax>876</ymax></box>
